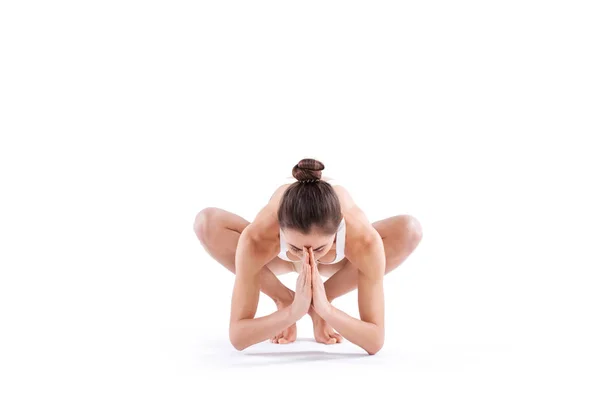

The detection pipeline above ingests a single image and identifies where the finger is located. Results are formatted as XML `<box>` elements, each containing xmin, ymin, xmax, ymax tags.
<box><xmin>304</xmin><ymin>248</ymin><xmax>310</xmax><ymax>268</ymax></box>
<box><xmin>278</xmin><ymin>338</ymin><xmax>289</xmax><ymax>344</ymax></box>
<box><xmin>309</xmin><ymin>247</ymin><xmax>316</xmax><ymax>266</ymax></box>
<box><xmin>299</xmin><ymin>266</ymin><xmax>306</xmax><ymax>283</ymax></box>
<box><xmin>300</xmin><ymin>261</ymin><xmax>308</xmax><ymax>283</ymax></box>
<box><xmin>309</xmin><ymin>252</ymin><xmax>317</xmax><ymax>276</ymax></box>
<box><xmin>303</xmin><ymin>253</ymin><xmax>308</xmax><ymax>282</ymax></box>
<box><xmin>332</xmin><ymin>332</ymin><xmax>343</xmax><ymax>342</ymax></box>
<box><xmin>306</xmin><ymin>253</ymin><xmax>312</xmax><ymax>285</ymax></box>
<box><xmin>326</xmin><ymin>337</ymin><xmax>336</xmax><ymax>344</ymax></box>
<box><xmin>301</xmin><ymin>253</ymin><xmax>308</xmax><ymax>276</ymax></box>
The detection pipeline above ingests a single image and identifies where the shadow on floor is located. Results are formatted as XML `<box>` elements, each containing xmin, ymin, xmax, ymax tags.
<box><xmin>230</xmin><ymin>343</ymin><xmax>369</xmax><ymax>366</ymax></box>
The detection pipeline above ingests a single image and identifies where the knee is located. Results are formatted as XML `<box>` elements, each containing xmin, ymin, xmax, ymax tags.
<box><xmin>398</xmin><ymin>215</ymin><xmax>423</xmax><ymax>248</ymax></box>
<box><xmin>193</xmin><ymin>207</ymin><xmax>221</xmax><ymax>245</ymax></box>
<box><xmin>407</xmin><ymin>215</ymin><xmax>423</xmax><ymax>245</ymax></box>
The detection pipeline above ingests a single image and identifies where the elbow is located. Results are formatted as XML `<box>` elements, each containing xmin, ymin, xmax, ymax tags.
<box><xmin>229</xmin><ymin>335</ymin><xmax>245</xmax><ymax>351</ymax></box>
<box><xmin>366</xmin><ymin>341</ymin><xmax>383</xmax><ymax>356</ymax></box>
<box><xmin>366</xmin><ymin>328</ymin><xmax>385</xmax><ymax>355</ymax></box>
<box><xmin>230</xmin><ymin>339</ymin><xmax>247</xmax><ymax>352</ymax></box>
<box><xmin>229</xmin><ymin>323</ymin><xmax>248</xmax><ymax>351</ymax></box>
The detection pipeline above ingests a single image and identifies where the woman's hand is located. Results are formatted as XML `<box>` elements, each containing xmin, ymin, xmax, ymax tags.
<box><xmin>290</xmin><ymin>248</ymin><xmax>312</xmax><ymax>320</ymax></box>
<box><xmin>308</xmin><ymin>247</ymin><xmax>332</xmax><ymax>317</ymax></box>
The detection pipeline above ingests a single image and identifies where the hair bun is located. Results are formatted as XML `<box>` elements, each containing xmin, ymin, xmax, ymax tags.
<box><xmin>292</xmin><ymin>158</ymin><xmax>325</xmax><ymax>182</ymax></box>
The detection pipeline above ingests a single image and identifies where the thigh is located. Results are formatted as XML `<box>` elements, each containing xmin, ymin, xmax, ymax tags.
<box><xmin>316</xmin><ymin>215</ymin><xmax>408</xmax><ymax>276</ymax></box>
<box><xmin>203</xmin><ymin>207</ymin><xmax>295</xmax><ymax>276</ymax></box>
<box><xmin>371</xmin><ymin>215</ymin><xmax>421</xmax><ymax>268</ymax></box>
<box><xmin>213</xmin><ymin>207</ymin><xmax>252</xmax><ymax>233</ymax></box>
<box><xmin>371</xmin><ymin>215</ymin><xmax>408</xmax><ymax>239</ymax></box>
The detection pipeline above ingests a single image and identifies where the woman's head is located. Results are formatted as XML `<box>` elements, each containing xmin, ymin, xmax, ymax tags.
<box><xmin>277</xmin><ymin>158</ymin><xmax>342</xmax><ymax>256</ymax></box>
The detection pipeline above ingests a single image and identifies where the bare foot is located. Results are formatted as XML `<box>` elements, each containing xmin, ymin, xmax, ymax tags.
<box><xmin>309</xmin><ymin>307</ymin><xmax>343</xmax><ymax>344</ymax></box>
<box><xmin>271</xmin><ymin>299</ymin><xmax>297</xmax><ymax>344</ymax></box>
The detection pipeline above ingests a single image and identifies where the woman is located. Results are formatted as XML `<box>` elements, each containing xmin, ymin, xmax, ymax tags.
<box><xmin>193</xmin><ymin>158</ymin><xmax>423</xmax><ymax>355</ymax></box>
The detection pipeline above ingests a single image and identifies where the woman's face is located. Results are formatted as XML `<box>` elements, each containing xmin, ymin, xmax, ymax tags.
<box><xmin>282</xmin><ymin>228</ymin><xmax>335</xmax><ymax>261</ymax></box>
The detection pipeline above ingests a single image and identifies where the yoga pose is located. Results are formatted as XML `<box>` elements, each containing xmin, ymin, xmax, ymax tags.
<box><xmin>193</xmin><ymin>158</ymin><xmax>423</xmax><ymax>354</ymax></box>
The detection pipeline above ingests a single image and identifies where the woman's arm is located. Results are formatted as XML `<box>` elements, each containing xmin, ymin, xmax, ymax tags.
<box><xmin>228</xmin><ymin>228</ymin><xmax>302</xmax><ymax>350</ymax></box>
<box><xmin>311</xmin><ymin>237</ymin><xmax>386</xmax><ymax>355</ymax></box>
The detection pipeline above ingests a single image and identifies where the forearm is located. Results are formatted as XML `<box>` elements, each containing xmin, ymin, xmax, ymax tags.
<box><xmin>230</xmin><ymin>305</ymin><xmax>299</xmax><ymax>351</ymax></box>
<box><xmin>320</xmin><ymin>304</ymin><xmax>384</xmax><ymax>355</ymax></box>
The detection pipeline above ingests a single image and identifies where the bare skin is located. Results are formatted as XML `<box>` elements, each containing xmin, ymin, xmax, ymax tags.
<box><xmin>193</xmin><ymin>179</ymin><xmax>423</xmax><ymax>354</ymax></box>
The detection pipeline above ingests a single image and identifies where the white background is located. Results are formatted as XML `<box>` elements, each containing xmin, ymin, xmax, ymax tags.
<box><xmin>1</xmin><ymin>1</ymin><xmax>599</xmax><ymax>398</ymax></box>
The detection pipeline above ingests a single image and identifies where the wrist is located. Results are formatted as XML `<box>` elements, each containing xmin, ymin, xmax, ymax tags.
<box><xmin>316</xmin><ymin>301</ymin><xmax>333</xmax><ymax>319</ymax></box>
<box><xmin>288</xmin><ymin>303</ymin><xmax>306</xmax><ymax>322</ymax></box>
<box><xmin>308</xmin><ymin>306</ymin><xmax>318</xmax><ymax>320</ymax></box>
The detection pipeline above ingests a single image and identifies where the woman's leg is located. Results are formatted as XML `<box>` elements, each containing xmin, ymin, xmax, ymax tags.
<box><xmin>322</xmin><ymin>215</ymin><xmax>423</xmax><ymax>302</ymax></box>
<box><xmin>193</xmin><ymin>207</ymin><xmax>294</xmax><ymax>304</ymax></box>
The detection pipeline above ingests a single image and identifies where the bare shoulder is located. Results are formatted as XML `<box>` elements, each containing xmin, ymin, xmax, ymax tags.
<box><xmin>342</xmin><ymin>198</ymin><xmax>386</xmax><ymax>278</ymax></box>
<box><xmin>240</xmin><ymin>184</ymin><xmax>287</xmax><ymax>253</ymax></box>
<box><xmin>344</xmin><ymin>205</ymin><xmax>381</xmax><ymax>249</ymax></box>
<box><xmin>344</xmin><ymin>216</ymin><xmax>386</xmax><ymax>279</ymax></box>
<box><xmin>234</xmin><ymin>208</ymin><xmax>279</xmax><ymax>276</ymax></box>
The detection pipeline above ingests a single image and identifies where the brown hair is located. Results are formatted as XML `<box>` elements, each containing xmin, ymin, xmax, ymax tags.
<box><xmin>277</xmin><ymin>158</ymin><xmax>343</xmax><ymax>235</ymax></box>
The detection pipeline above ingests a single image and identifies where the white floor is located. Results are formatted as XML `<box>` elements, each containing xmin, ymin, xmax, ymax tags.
<box><xmin>157</xmin><ymin>319</ymin><xmax>597</xmax><ymax>399</ymax></box>
<box><xmin>111</xmin><ymin>260</ymin><xmax>600</xmax><ymax>399</ymax></box>
<box><xmin>2</xmin><ymin>207</ymin><xmax>599</xmax><ymax>399</ymax></box>
<box><xmin>2</xmin><ymin>1</ymin><xmax>599</xmax><ymax>398</ymax></box>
